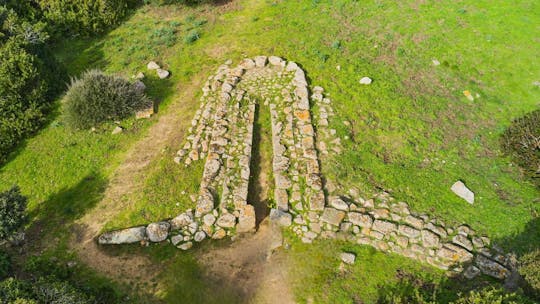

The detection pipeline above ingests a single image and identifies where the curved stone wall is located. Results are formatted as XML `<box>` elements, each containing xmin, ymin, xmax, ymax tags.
<box><xmin>99</xmin><ymin>56</ymin><xmax>513</xmax><ymax>281</ymax></box>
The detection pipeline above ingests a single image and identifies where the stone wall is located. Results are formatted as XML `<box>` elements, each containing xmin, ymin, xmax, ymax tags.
<box><xmin>99</xmin><ymin>56</ymin><xmax>513</xmax><ymax>281</ymax></box>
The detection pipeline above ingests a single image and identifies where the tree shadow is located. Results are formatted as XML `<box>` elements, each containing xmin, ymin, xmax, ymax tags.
<box><xmin>26</xmin><ymin>173</ymin><xmax>108</xmax><ymax>234</ymax></box>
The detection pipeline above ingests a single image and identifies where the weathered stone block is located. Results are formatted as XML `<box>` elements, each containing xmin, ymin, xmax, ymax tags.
<box><xmin>347</xmin><ymin>212</ymin><xmax>373</xmax><ymax>228</ymax></box>
<box><xmin>98</xmin><ymin>227</ymin><xmax>146</xmax><ymax>244</ymax></box>
<box><xmin>320</xmin><ymin>208</ymin><xmax>346</xmax><ymax>226</ymax></box>
<box><xmin>372</xmin><ymin>220</ymin><xmax>397</xmax><ymax>234</ymax></box>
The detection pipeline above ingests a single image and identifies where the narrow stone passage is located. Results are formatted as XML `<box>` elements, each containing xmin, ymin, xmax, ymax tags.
<box><xmin>248</xmin><ymin>103</ymin><xmax>272</xmax><ymax>227</ymax></box>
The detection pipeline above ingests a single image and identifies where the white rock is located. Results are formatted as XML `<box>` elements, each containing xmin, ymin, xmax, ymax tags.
<box><xmin>432</xmin><ymin>59</ymin><xmax>441</xmax><ymax>66</ymax></box>
<box><xmin>111</xmin><ymin>126</ymin><xmax>123</xmax><ymax>135</ymax></box>
<box><xmin>340</xmin><ymin>252</ymin><xmax>356</xmax><ymax>265</ymax></box>
<box><xmin>359</xmin><ymin>77</ymin><xmax>372</xmax><ymax>85</ymax></box>
<box><xmin>178</xmin><ymin>241</ymin><xmax>193</xmax><ymax>250</ymax></box>
<box><xmin>147</xmin><ymin>61</ymin><xmax>160</xmax><ymax>70</ymax></box>
<box><xmin>329</xmin><ymin>197</ymin><xmax>349</xmax><ymax>211</ymax></box>
<box><xmin>451</xmin><ymin>181</ymin><xmax>474</xmax><ymax>204</ymax></box>
<box><xmin>157</xmin><ymin>69</ymin><xmax>170</xmax><ymax>79</ymax></box>
<box><xmin>194</xmin><ymin>231</ymin><xmax>206</xmax><ymax>242</ymax></box>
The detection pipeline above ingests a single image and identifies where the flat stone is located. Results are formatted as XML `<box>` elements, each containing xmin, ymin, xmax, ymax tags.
<box><xmin>347</xmin><ymin>212</ymin><xmax>373</xmax><ymax>228</ymax></box>
<box><xmin>320</xmin><ymin>208</ymin><xmax>346</xmax><ymax>226</ymax></box>
<box><xmin>274</xmin><ymin>188</ymin><xmax>289</xmax><ymax>211</ymax></box>
<box><xmin>475</xmin><ymin>254</ymin><xmax>509</xmax><ymax>279</ymax></box>
<box><xmin>359</xmin><ymin>77</ymin><xmax>372</xmax><ymax>85</ymax></box>
<box><xmin>194</xmin><ymin>231</ymin><xmax>206</xmax><ymax>242</ymax></box>
<box><xmin>98</xmin><ymin>227</ymin><xmax>146</xmax><ymax>244</ymax></box>
<box><xmin>170</xmin><ymin>234</ymin><xmax>183</xmax><ymax>246</ymax></box>
<box><xmin>340</xmin><ymin>252</ymin><xmax>356</xmax><ymax>265</ymax></box>
<box><xmin>421</xmin><ymin>229</ymin><xmax>440</xmax><ymax>247</ymax></box>
<box><xmin>329</xmin><ymin>197</ymin><xmax>349</xmax><ymax>211</ymax></box>
<box><xmin>178</xmin><ymin>241</ymin><xmax>193</xmax><ymax>250</ymax></box>
<box><xmin>452</xmin><ymin>234</ymin><xmax>473</xmax><ymax>251</ymax></box>
<box><xmin>426</xmin><ymin>222</ymin><xmax>448</xmax><ymax>238</ymax></box>
<box><xmin>463</xmin><ymin>265</ymin><xmax>481</xmax><ymax>279</ymax></box>
<box><xmin>269</xmin><ymin>208</ymin><xmax>292</xmax><ymax>227</ymax></box>
<box><xmin>451</xmin><ymin>181</ymin><xmax>474</xmax><ymax>204</ymax></box>
<box><xmin>268</xmin><ymin>56</ymin><xmax>285</xmax><ymax>66</ymax></box>
<box><xmin>202</xmin><ymin>213</ymin><xmax>216</xmax><ymax>226</ymax></box>
<box><xmin>437</xmin><ymin>243</ymin><xmax>474</xmax><ymax>264</ymax></box>
<box><xmin>157</xmin><ymin>69</ymin><xmax>170</xmax><ymax>79</ymax></box>
<box><xmin>212</xmin><ymin>229</ymin><xmax>226</xmax><ymax>239</ymax></box>
<box><xmin>309</xmin><ymin>191</ymin><xmax>325</xmax><ymax>211</ymax></box>
<box><xmin>398</xmin><ymin>225</ymin><xmax>421</xmax><ymax>239</ymax></box>
<box><xmin>196</xmin><ymin>188</ymin><xmax>215</xmax><ymax>216</ymax></box>
<box><xmin>111</xmin><ymin>126</ymin><xmax>123</xmax><ymax>135</ymax></box>
<box><xmin>216</xmin><ymin>213</ymin><xmax>236</xmax><ymax>228</ymax></box>
<box><xmin>404</xmin><ymin>215</ymin><xmax>424</xmax><ymax>229</ymax></box>
<box><xmin>170</xmin><ymin>212</ymin><xmax>193</xmax><ymax>230</ymax></box>
<box><xmin>254</xmin><ymin>56</ymin><xmax>267</xmax><ymax>67</ymax></box>
<box><xmin>147</xmin><ymin>61</ymin><xmax>160</xmax><ymax>70</ymax></box>
<box><xmin>372</xmin><ymin>220</ymin><xmax>397</xmax><ymax>234</ymax></box>
<box><xmin>237</xmin><ymin>205</ymin><xmax>256</xmax><ymax>233</ymax></box>
<box><xmin>146</xmin><ymin>222</ymin><xmax>170</xmax><ymax>242</ymax></box>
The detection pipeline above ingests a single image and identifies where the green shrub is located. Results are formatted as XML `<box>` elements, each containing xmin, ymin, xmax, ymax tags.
<box><xmin>0</xmin><ymin>277</ymin><xmax>33</xmax><ymax>303</ymax></box>
<box><xmin>501</xmin><ymin>110</ymin><xmax>540</xmax><ymax>187</ymax></box>
<box><xmin>519</xmin><ymin>249</ymin><xmax>540</xmax><ymax>299</ymax></box>
<box><xmin>0</xmin><ymin>250</ymin><xmax>11</xmax><ymax>279</ymax></box>
<box><xmin>37</xmin><ymin>0</ymin><xmax>131</xmax><ymax>37</ymax></box>
<box><xmin>63</xmin><ymin>69</ymin><xmax>151</xmax><ymax>129</ymax></box>
<box><xmin>33</xmin><ymin>277</ymin><xmax>94</xmax><ymax>304</ymax></box>
<box><xmin>0</xmin><ymin>7</ymin><xmax>61</xmax><ymax>163</ymax></box>
<box><xmin>450</xmin><ymin>287</ymin><xmax>534</xmax><ymax>304</ymax></box>
<box><xmin>0</xmin><ymin>186</ymin><xmax>27</xmax><ymax>240</ymax></box>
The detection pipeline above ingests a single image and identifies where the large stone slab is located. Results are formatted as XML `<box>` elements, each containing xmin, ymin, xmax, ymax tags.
<box><xmin>98</xmin><ymin>227</ymin><xmax>146</xmax><ymax>244</ymax></box>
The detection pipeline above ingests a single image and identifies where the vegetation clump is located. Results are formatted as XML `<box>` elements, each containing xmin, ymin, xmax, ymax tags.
<box><xmin>37</xmin><ymin>0</ymin><xmax>132</xmax><ymax>37</ymax></box>
<box><xmin>63</xmin><ymin>69</ymin><xmax>152</xmax><ymax>129</ymax></box>
<box><xmin>501</xmin><ymin>110</ymin><xmax>540</xmax><ymax>187</ymax></box>
<box><xmin>0</xmin><ymin>186</ymin><xmax>27</xmax><ymax>240</ymax></box>
<box><xmin>0</xmin><ymin>7</ymin><xmax>61</xmax><ymax>163</ymax></box>
<box><xmin>519</xmin><ymin>249</ymin><xmax>540</xmax><ymax>299</ymax></box>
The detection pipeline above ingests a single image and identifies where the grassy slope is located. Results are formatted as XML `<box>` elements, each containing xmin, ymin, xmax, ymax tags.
<box><xmin>0</xmin><ymin>0</ymin><xmax>539</xmax><ymax>303</ymax></box>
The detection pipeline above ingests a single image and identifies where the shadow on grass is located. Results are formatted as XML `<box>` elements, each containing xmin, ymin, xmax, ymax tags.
<box><xmin>27</xmin><ymin>173</ymin><xmax>108</xmax><ymax>234</ymax></box>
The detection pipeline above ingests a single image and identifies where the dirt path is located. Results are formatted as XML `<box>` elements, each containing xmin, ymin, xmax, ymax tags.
<box><xmin>198</xmin><ymin>219</ymin><xmax>296</xmax><ymax>304</ymax></box>
<box><xmin>69</xmin><ymin>78</ymin><xmax>198</xmax><ymax>287</ymax></box>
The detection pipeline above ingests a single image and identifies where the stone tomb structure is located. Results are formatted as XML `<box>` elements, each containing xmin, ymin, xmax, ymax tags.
<box><xmin>99</xmin><ymin>56</ymin><xmax>514</xmax><ymax>280</ymax></box>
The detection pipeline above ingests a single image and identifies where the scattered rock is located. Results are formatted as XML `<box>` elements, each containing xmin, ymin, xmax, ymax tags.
<box><xmin>135</xmin><ymin>72</ymin><xmax>145</xmax><ymax>79</ymax></box>
<box><xmin>157</xmin><ymin>69</ymin><xmax>170</xmax><ymax>79</ymax></box>
<box><xmin>111</xmin><ymin>126</ymin><xmax>123</xmax><ymax>135</ymax></box>
<box><xmin>432</xmin><ymin>59</ymin><xmax>440</xmax><ymax>66</ymax></box>
<box><xmin>340</xmin><ymin>252</ymin><xmax>356</xmax><ymax>265</ymax></box>
<box><xmin>462</xmin><ymin>90</ymin><xmax>474</xmax><ymax>101</ymax></box>
<box><xmin>147</xmin><ymin>61</ymin><xmax>160</xmax><ymax>70</ymax></box>
<box><xmin>451</xmin><ymin>181</ymin><xmax>474</xmax><ymax>204</ymax></box>
<box><xmin>359</xmin><ymin>77</ymin><xmax>372</xmax><ymax>85</ymax></box>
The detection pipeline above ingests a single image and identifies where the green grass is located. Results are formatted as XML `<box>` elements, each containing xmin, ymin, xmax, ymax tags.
<box><xmin>1</xmin><ymin>0</ymin><xmax>539</xmax><ymax>303</ymax></box>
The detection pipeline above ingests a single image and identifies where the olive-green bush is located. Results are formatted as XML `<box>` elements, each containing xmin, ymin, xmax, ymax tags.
<box><xmin>37</xmin><ymin>0</ymin><xmax>130</xmax><ymax>37</ymax></box>
<box><xmin>501</xmin><ymin>110</ymin><xmax>540</xmax><ymax>187</ymax></box>
<box><xmin>0</xmin><ymin>186</ymin><xmax>27</xmax><ymax>240</ymax></box>
<box><xmin>63</xmin><ymin>70</ymin><xmax>151</xmax><ymax>129</ymax></box>
<box><xmin>519</xmin><ymin>249</ymin><xmax>540</xmax><ymax>299</ymax></box>
<box><xmin>0</xmin><ymin>7</ymin><xmax>61</xmax><ymax>163</ymax></box>
<box><xmin>451</xmin><ymin>287</ymin><xmax>534</xmax><ymax>304</ymax></box>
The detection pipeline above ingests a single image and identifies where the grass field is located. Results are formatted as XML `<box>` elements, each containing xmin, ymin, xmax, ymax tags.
<box><xmin>1</xmin><ymin>0</ymin><xmax>538</xmax><ymax>302</ymax></box>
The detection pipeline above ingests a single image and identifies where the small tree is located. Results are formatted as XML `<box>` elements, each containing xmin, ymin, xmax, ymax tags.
<box><xmin>0</xmin><ymin>186</ymin><xmax>27</xmax><ymax>240</ymax></box>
